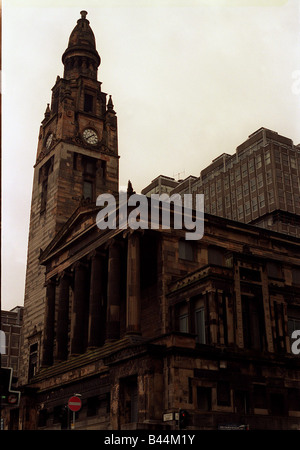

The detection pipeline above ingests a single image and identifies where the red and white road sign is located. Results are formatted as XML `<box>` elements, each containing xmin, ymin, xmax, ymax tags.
<box><xmin>68</xmin><ymin>396</ymin><xmax>82</xmax><ymax>412</ymax></box>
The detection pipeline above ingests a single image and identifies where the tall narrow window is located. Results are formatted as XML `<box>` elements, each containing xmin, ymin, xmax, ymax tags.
<box><xmin>287</xmin><ymin>306</ymin><xmax>300</xmax><ymax>344</ymax></box>
<box><xmin>194</xmin><ymin>298</ymin><xmax>206</xmax><ymax>344</ymax></box>
<box><xmin>197</xmin><ymin>387</ymin><xmax>211</xmax><ymax>411</ymax></box>
<box><xmin>120</xmin><ymin>376</ymin><xmax>138</xmax><ymax>424</ymax></box>
<box><xmin>82</xmin><ymin>157</ymin><xmax>96</xmax><ymax>201</ymax></box>
<box><xmin>179</xmin><ymin>303</ymin><xmax>189</xmax><ymax>333</ymax></box>
<box><xmin>99</xmin><ymin>160</ymin><xmax>106</xmax><ymax>179</ymax></box>
<box><xmin>41</xmin><ymin>180</ymin><xmax>48</xmax><ymax>212</ymax></box>
<box><xmin>28</xmin><ymin>343</ymin><xmax>38</xmax><ymax>379</ymax></box>
<box><xmin>84</xmin><ymin>93</ymin><xmax>94</xmax><ymax>113</ymax></box>
<box><xmin>83</xmin><ymin>180</ymin><xmax>93</xmax><ymax>200</ymax></box>
<box><xmin>217</xmin><ymin>381</ymin><xmax>231</xmax><ymax>406</ymax></box>
<box><xmin>242</xmin><ymin>295</ymin><xmax>264</xmax><ymax>350</ymax></box>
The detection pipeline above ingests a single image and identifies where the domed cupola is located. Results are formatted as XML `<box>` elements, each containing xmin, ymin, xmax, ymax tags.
<box><xmin>62</xmin><ymin>11</ymin><xmax>101</xmax><ymax>80</ymax></box>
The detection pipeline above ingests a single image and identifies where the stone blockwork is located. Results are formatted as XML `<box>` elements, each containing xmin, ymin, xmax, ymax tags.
<box><xmin>16</xmin><ymin>11</ymin><xmax>300</xmax><ymax>432</ymax></box>
<box><xmin>19</xmin><ymin>12</ymin><xmax>119</xmax><ymax>388</ymax></box>
<box><xmin>16</xmin><ymin>204</ymin><xmax>300</xmax><ymax>430</ymax></box>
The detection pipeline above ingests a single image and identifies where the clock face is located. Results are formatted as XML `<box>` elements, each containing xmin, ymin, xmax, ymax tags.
<box><xmin>46</xmin><ymin>133</ymin><xmax>53</xmax><ymax>149</ymax></box>
<box><xmin>83</xmin><ymin>128</ymin><xmax>98</xmax><ymax>145</ymax></box>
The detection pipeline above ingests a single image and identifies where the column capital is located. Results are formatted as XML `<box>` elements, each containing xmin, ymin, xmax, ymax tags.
<box><xmin>71</xmin><ymin>260</ymin><xmax>88</xmax><ymax>272</ymax></box>
<box><xmin>44</xmin><ymin>277</ymin><xmax>57</xmax><ymax>288</ymax></box>
<box><xmin>87</xmin><ymin>249</ymin><xmax>106</xmax><ymax>261</ymax></box>
<box><xmin>105</xmin><ymin>237</ymin><xmax>123</xmax><ymax>250</ymax></box>
<box><xmin>122</xmin><ymin>229</ymin><xmax>144</xmax><ymax>240</ymax></box>
<box><xmin>57</xmin><ymin>269</ymin><xmax>72</xmax><ymax>282</ymax></box>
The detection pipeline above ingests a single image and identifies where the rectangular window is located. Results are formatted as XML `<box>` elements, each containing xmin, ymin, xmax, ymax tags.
<box><xmin>179</xmin><ymin>241</ymin><xmax>194</xmax><ymax>261</ymax></box>
<box><xmin>292</xmin><ymin>268</ymin><xmax>300</xmax><ymax>285</ymax></box>
<box><xmin>243</xmin><ymin>182</ymin><xmax>249</xmax><ymax>196</ymax></box>
<box><xmin>242</xmin><ymin>296</ymin><xmax>264</xmax><ymax>350</ymax></box>
<box><xmin>194</xmin><ymin>298</ymin><xmax>206</xmax><ymax>344</ymax></box>
<box><xmin>288</xmin><ymin>389</ymin><xmax>300</xmax><ymax>411</ymax></box>
<box><xmin>275</xmin><ymin>150</ymin><xmax>281</xmax><ymax>164</ymax></box>
<box><xmin>253</xmin><ymin>385</ymin><xmax>267</xmax><ymax>409</ymax></box>
<box><xmin>179</xmin><ymin>314</ymin><xmax>189</xmax><ymax>333</ymax></box>
<box><xmin>242</xmin><ymin>163</ymin><xmax>247</xmax><ymax>178</ymax></box>
<box><xmin>282</xmin><ymin>155</ymin><xmax>289</xmax><ymax>167</ymax></box>
<box><xmin>250</xmin><ymin>178</ymin><xmax>256</xmax><ymax>192</ymax></box>
<box><xmin>83</xmin><ymin>180</ymin><xmax>93</xmax><ymax>200</ymax></box>
<box><xmin>28</xmin><ymin>343</ymin><xmax>38</xmax><ymax>380</ymax></box>
<box><xmin>84</xmin><ymin>93</ymin><xmax>94</xmax><ymax>113</ymax></box>
<box><xmin>266</xmin><ymin>171</ymin><xmax>272</xmax><ymax>184</ymax></box>
<box><xmin>284</xmin><ymin>173</ymin><xmax>290</xmax><ymax>185</ymax></box>
<box><xmin>238</xmin><ymin>205</ymin><xmax>243</xmax><ymax>219</ymax></box>
<box><xmin>267</xmin><ymin>262</ymin><xmax>282</xmax><ymax>279</ymax></box>
<box><xmin>270</xmin><ymin>393</ymin><xmax>285</xmax><ymax>416</ymax></box>
<box><xmin>87</xmin><ymin>396</ymin><xmax>100</xmax><ymax>417</ymax></box>
<box><xmin>235</xmin><ymin>390</ymin><xmax>249</xmax><ymax>414</ymax></box>
<box><xmin>99</xmin><ymin>160</ymin><xmax>106</xmax><ymax>179</ymax></box>
<box><xmin>120</xmin><ymin>376</ymin><xmax>138</xmax><ymax>424</ymax></box>
<box><xmin>257</xmin><ymin>173</ymin><xmax>263</xmax><ymax>189</ymax></box>
<box><xmin>252</xmin><ymin>197</ymin><xmax>258</xmax><ymax>212</ymax></box>
<box><xmin>265</xmin><ymin>151</ymin><xmax>271</xmax><ymax>165</ymax></box>
<box><xmin>259</xmin><ymin>194</ymin><xmax>265</xmax><ymax>208</ymax></box>
<box><xmin>268</xmin><ymin>190</ymin><xmax>274</xmax><ymax>204</ymax></box>
<box><xmin>256</xmin><ymin>155</ymin><xmax>262</xmax><ymax>169</ymax></box>
<box><xmin>40</xmin><ymin>180</ymin><xmax>48</xmax><ymax>212</ymax></box>
<box><xmin>288</xmin><ymin>307</ymin><xmax>300</xmax><ymax>342</ymax></box>
<box><xmin>217</xmin><ymin>381</ymin><xmax>231</xmax><ymax>406</ymax></box>
<box><xmin>245</xmin><ymin>201</ymin><xmax>250</xmax><ymax>216</ymax></box>
<box><xmin>177</xmin><ymin>302</ymin><xmax>189</xmax><ymax>333</ymax></box>
<box><xmin>291</xmin><ymin>157</ymin><xmax>297</xmax><ymax>169</ymax></box>
<box><xmin>249</xmin><ymin>159</ymin><xmax>254</xmax><ymax>173</ymax></box>
<box><xmin>208</xmin><ymin>247</ymin><xmax>223</xmax><ymax>266</ymax></box>
<box><xmin>197</xmin><ymin>387</ymin><xmax>211</xmax><ymax>411</ymax></box>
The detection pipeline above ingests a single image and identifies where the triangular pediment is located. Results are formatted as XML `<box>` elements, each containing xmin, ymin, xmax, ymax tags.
<box><xmin>39</xmin><ymin>201</ymin><xmax>102</xmax><ymax>264</ymax></box>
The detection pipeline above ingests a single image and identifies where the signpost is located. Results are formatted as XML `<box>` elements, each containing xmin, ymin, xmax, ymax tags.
<box><xmin>0</xmin><ymin>367</ymin><xmax>21</xmax><ymax>408</ymax></box>
<box><xmin>68</xmin><ymin>395</ymin><xmax>82</xmax><ymax>429</ymax></box>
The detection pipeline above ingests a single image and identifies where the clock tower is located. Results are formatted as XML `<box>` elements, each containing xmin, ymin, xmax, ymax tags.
<box><xmin>19</xmin><ymin>11</ymin><xmax>119</xmax><ymax>385</ymax></box>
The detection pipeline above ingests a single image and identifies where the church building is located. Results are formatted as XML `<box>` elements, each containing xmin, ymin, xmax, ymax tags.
<box><xmin>12</xmin><ymin>12</ymin><xmax>300</xmax><ymax>430</ymax></box>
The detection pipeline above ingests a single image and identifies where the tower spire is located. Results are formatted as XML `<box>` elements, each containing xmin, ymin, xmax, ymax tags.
<box><xmin>62</xmin><ymin>11</ymin><xmax>101</xmax><ymax>80</ymax></box>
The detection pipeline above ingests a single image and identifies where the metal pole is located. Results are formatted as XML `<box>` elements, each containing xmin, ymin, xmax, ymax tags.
<box><xmin>73</xmin><ymin>410</ymin><xmax>75</xmax><ymax>429</ymax></box>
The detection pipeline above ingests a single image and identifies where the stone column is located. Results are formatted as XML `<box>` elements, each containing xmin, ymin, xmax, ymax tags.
<box><xmin>71</xmin><ymin>261</ymin><xmax>89</xmax><ymax>355</ymax></box>
<box><xmin>88</xmin><ymin>251</ymin><xmax>105</xmax><ymax>348</ymax></box>
<box><xmin>55</xmin><ymin>272</ymin><xmax>71</xmax><ymax>361</ymax></box>
<box><xmin>126</xmin><ymin>232</ymin><xmax>141</xmax><ymax>335</ymax></box>
<box><xmin>42</xmin><ymin>278</ymin><xmax>56</xmax><ymax>367</ymax></box>
<box><xmin>106</xmin><ymin>240</ymin><xmax>122</xmax><ymax>341</ymax></box>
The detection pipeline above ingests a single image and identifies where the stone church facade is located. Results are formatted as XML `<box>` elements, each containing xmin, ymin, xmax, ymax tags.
<box><xmin>11</xmin><ymin>11</ymin><xmax>300</xmax><ymax>430</ymax></box>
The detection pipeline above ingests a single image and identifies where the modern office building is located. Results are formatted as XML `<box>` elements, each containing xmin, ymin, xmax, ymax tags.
<box><xmin>1</xmin><ymin>306</ymin><xmax>23</xmax><ymax>379</ymax></box>
<box><xmin>156</xmin><ymin>127</ymin><xmax>300</xmax><ymax>237</ymax></box>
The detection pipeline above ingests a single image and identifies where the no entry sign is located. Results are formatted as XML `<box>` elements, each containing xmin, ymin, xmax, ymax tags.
<box><xmin>68</xmin><ymin>396</ymin><xmax>82</xmax><ymax>412</ymax></box>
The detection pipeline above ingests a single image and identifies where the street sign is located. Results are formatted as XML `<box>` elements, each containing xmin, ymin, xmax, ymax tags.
<box><xmin>68</xmin><ymin>396</ymin><xmax>82</xmax><ymax>412</ymax></box>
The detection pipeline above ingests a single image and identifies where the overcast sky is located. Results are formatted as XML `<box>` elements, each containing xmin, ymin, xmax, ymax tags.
<box><xmin>2</xmin><ymin>0</ymin><xmax>300</xmax><ymax>311</ymax></box>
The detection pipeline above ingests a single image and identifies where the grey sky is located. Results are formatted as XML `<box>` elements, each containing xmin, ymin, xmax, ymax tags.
<box><xmin>2</xmin><ymin>0</ymin><xmax>300</xmax><ymax>310</ymax></box>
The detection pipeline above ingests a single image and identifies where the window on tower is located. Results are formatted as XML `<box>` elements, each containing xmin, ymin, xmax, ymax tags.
<box><xmin>82</xmin><ymin>156</ymin><xmax>96</xmax><ymax>201</ymax></box>
<box><xmin>41</xmin><ymin>180</ymin><xmax>48</xmax><ymax>212</ymax></box>
<box><xmin>84</xmin><ymin>93</ymin><xmax>94</xmax><ymax>113</ymax></box>
<box><xmin>83</xmin><ymin>180</ymin><xmax>93</xmax><ymax>200</ymax></box>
